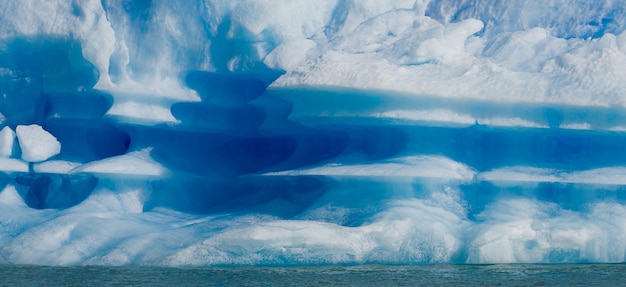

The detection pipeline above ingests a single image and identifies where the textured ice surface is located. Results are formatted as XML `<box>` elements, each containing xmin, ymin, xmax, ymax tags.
<box><xmin>1</xmin><ymin>0</ymin><xmax>626</xmax><ymax>265</ymax></box>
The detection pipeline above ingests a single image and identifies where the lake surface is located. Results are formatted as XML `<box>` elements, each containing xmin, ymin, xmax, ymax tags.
<box><xmin>0</xmin><ymin>264</ymin><xmax>622</xmax><ymax>286</ymax></box>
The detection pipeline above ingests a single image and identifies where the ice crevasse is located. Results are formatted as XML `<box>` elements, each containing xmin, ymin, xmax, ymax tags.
<box><xmin>1</xmin><ymin>0</ymin><xmax>626</xmax><ymax>265</ymax></box>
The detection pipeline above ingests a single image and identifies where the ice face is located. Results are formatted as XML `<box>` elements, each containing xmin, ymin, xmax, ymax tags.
<box><xmin>1</xmin><ymin>0</ymin><xmax>626</xmax><ymax>266</ymax></box>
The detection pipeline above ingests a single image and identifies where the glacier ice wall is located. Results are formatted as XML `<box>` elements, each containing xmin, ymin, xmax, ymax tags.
<box><xmin>1</xmin><ymin>0</ymin><xmax>626</xmax><ymax>265</ymax></box>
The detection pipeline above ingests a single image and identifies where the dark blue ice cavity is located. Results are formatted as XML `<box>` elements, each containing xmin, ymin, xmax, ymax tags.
<box><xmin>43</xmin><ymin>119</ymin><xmax>130</xmax><ymax>162</ymax></box>
<box><xmin>171</xmin><ymin>103</ymin><xmax>266</xmax><ymax>134</ymax></box>
<box><xmin>172</xmin><ymin>72</ymin><xmax>273</xmax><ymax>134</ymax></box>
<box><xmin>344</xmin><ymin>123</ymin><xmax>626</xmax><ymax>171</ymax></box>
<box><xmin>143</xmin><ymin>127</ymin><xmax>297</xmax><ymax>176</ymax></box>
<box><xmin>184</xmin><ymin>71</ymin><xmax>267</xmax><ymax>104</ymax></box>
<box><xmin>342</xmin><ymin>126</ymin><xmax>408</xmax><ymax>161</ymax></box>
<box><xmin>42</xmin><ymin>90</ymin><xmax>113</xmax><ymax>120</ymax></box>
<box><xmin>146</xmin><ymin>175</ymin><xmax>327</xmax><ymax>216</ymax></box>
<box><xmin>15</xmin><ymin>173</ymin><xmax>98</xmax><ymax>210</ymax></box>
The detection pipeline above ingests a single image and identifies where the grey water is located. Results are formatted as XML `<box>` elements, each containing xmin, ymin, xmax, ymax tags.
<box><xmin>0</xmin><ymin>264</ymin><xmax>622</xmax><ymax>286</ymax></box>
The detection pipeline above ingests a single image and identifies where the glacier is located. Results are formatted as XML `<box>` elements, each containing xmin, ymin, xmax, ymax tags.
<box><xmin>1</xmin><ymin>0</ymin><xmax>626</xmax><ymax>265</ymax></box>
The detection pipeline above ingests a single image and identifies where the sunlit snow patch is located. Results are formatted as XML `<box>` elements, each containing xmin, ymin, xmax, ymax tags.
<box><xmin>0</xmin><ymin>158</ymin><xmax>29</xmax><ymax>173</ymax></box>
<box><xmin>0</xmin><ymin>185</ymin><xmax>28</xmax><ymax>207</ymax></box>
<box><xmin>267</xmin><ymin>155</ymin><xmax>476</xmax><ymax>180</ymax></box>
<box><xmin>15</xmin><ymin>125</ymin><xmax>61</xmax><ymax>162</ymax></box>
<box><xmin>33</xmin><ymin>161</ymin><xmax>81</xmax><ymax>174</ymax></box>
<box><xmin>479</xmin><ymin>166</ymin><xmax>626</xmax><ymax>185</ymax></box>
<box><xmin>0</xmin><ymin>126</ymin><xmax>16</xmax><ymax>157</ymax></box>
<box><xmin>72</xmin><ymin>149</ymin><xmax>166</xmax><ymax>177</ymax></box>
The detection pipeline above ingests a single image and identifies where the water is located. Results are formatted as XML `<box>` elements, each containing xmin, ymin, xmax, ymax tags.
<box><xmin>0</xmin><ymin>264</ymin><xmax>623</xmax><ymax>286</ymax></box>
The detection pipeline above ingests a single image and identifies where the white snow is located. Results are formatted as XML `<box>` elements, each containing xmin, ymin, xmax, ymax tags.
<box><xmin>33</xmin><ymin>161</ymin><xmax>81</xmax><ymax>174</ymax></box>
<box><xmin>267</xmin><ymin>155</ymin><xmax>476</xmax><ymax>180</ymax></box>
<box><xmin>0</xmin><ymin>185</ymin><xmax>27</xmax><ymax>207</ymax></box>
<box><xmin>106</xmin><ymin>101</ymin><xmax>180</xmax><ymax>124</ymax></box>
<box><xmin>0</xmin><ymin>126</ymin><xmax>16</xmax><ymax>158</ymax></box>
<box><xmin>15</xmin><ymin>125</ymin><xmax>61</xmax><ymax>163</ymax></box>
<box><xmin>72</xmin><ymin>149</ymin><xmax>166</xmax><ymax>176</ymax></box>
<box><xmin>466</xmin><ymin>199</ymin><xmax>626</xmax><ymax>263</ymax></box>
<box><xmin>479</xmin><ymin>166</ymin><xmax>626</xmax><ymax>185</ymax></box>
<box><xmin>0</xmin><ymin>158</ymin><xmax>29</xmax><ymax>173</ymax></box>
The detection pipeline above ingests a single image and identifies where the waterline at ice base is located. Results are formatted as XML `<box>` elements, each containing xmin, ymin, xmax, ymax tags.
<box><xmin>2</xmin><ymin>0</ymin><xmax>626</xmax><ymax>265</ymax></box>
